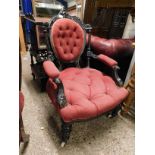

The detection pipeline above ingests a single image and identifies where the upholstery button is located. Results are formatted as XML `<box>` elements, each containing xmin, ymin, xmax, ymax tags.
<box><xmin>74</xmin><ymin>27</ymin><xmax>76</xmax><ymax>31</ymax></box>
<box><xmin>88</xmin><ymin>83</ymin><xmax>91</xmax><ymax>86</ymax></box>
<box><xmin>74</xmin><ymin>43</ymin><xmax>76</xmax><ymax>47</ymax></box>
<box><xmin>87</xmin><ymin>97</ymin><xmax>91</xmax><ymax>101</ymax></box>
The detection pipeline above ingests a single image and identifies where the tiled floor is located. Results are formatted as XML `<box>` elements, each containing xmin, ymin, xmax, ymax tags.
<box><xmin>20</xmin><ymin>53</ymin><xmax>135</xmax><ymax>155</ymax></box>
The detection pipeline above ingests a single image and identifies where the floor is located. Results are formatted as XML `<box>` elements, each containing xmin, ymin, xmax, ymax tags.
<box><xmin>20</xmin><ymin>53</ymin><xmax>135</xmax><ymax>155</ymax></box>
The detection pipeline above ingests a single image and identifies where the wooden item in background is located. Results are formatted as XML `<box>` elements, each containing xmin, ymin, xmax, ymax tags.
<box><xmin>35</xmin><ymin>17</ymin><xmax>50</xmax><ymax>49</ymax></box>
<box><xmin>67</xmin><ymin>6</ymin><xmax>76</xmax><ymax>16</ymax></box>
<box><xmin>76</xmin><ymin>0</ymin><xmax>84</xmax><ymax>20</ymax></box>
<box><xmin>67</xmin><ymin>0</ymin><xmax>84</xmax><ymax>20</ymax></box>
<box><xmin>31</xmin><ymin>0</ymin><xmax>61</xmax><ymax>49</ymax></box>
<box><xmin>95</xmin><ymin>0</ymin><xmax>134</xmax><ymax>8</ymax></box>
<box><xmin>84</xmin><ymin>0</ymin><xmax>134</xmax><ymax>38</ymax></box>
<box><xmin>19</xmin><ymin>16</ymin><xmax>26</xmax><ymax>55</ymax></box>
<box><xmin>122</xmin><ymin>62</ymin><xmax>135</xmax><ymax>118</ymax></box>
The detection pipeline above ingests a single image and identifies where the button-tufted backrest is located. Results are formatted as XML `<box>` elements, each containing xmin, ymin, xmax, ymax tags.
<box><xmin>50</xmin><ymin>18</ymin><xmax>85</xmax><ymax>62</ymax></box>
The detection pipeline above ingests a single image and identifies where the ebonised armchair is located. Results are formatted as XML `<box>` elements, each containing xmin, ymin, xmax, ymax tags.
<box><xmin>43</xmin><ymin>10</ymin><xmax>129</xmax><ymax>147</ymax></box>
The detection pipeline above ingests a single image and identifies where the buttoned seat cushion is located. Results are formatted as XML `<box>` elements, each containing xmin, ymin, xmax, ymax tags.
<box><xmin>47</xmin><ymin>68</ymin><xmax>128</xmax><ymax>122</ymax></box>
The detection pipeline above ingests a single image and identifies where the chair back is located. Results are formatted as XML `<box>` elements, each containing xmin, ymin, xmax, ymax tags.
<box><xmin>50</xmin><ymin>18</ymin><xmax>86</xmax><ymax>63</ymax></box>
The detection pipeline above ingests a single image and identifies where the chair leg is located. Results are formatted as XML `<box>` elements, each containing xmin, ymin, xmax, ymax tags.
<box><xmin>32</xmin><ymin>73</ymin><xmax>35</xmax><ymax>80</ymax></box>
<box><xmin>107</xmin><ymin>105</ymin><xmax>121</xmax><ymax>118</ymax></box>
<box><xmin>61</xmin><ymin>120</ymin><xmax>72</xmax><ymax>147</ymax></box>
<box><xmin>20</xmin><ymin>117</ymin><xmax>30</xmax><ymax>145</ymax></box>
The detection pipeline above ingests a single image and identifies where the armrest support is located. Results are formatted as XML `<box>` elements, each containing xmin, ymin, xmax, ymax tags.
<box><xmin>53</xmin><ymin>78</ymin><xmax>67</xmax><ymax>108</ymax></box>
<box><xmin>43</xmin><ymin>60</ymin><xmax>60</xmax><ymax>79</ymax></box>
<box><xmin>89</xmin><ymin>52</ymin><xmax>123</xmax><ymax>86</ymax></box>
<box><xmin>97</xmin><ymin>54</ymin><xmax>118</xmax><ymax>68</ymax></box>
<box><xmin>112</xmin><ymin>65</ymin><xmax>123</xmax><ymax>86</ymax></box>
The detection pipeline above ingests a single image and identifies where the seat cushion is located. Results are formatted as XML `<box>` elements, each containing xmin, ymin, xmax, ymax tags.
<box><xmin>46</xmin><ymin>68</ymin><xmax>128</xmax><ymax>122</ymax></box>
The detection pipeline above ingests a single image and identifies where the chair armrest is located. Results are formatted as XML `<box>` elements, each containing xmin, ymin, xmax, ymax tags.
<box><xmin>43</xmin><ymin>60</ymin><xmax>60</xmax><ymax>78</ymax></box>
<box><xmin>112</xmin><ymin>66</ymin><xmax>123</xmax><ymax>86</ymax></box>
<box><xmin>97</xmin><ymin>54</ymin><xmax>123</xmax><ymax>86</ymax></box>
<box><xmin>88</xmin><ymin>52</ymin><xmax>123</xmax><ymax>86</ymax></box>
<box><xmin>97</xmin><ymin>54</ymin><xmax>118</xmax><ymax>68</ymax></box>
<box><xmin>43</xmin><ymin>61</ymin><xmax>67</xmax><ymax>108</ymax></box>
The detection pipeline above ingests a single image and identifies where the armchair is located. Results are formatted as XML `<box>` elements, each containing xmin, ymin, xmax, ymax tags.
<box><xmin>43</xmin><ymin>11</ymin><xmax>128</xmax><ymax>147</ymax></box>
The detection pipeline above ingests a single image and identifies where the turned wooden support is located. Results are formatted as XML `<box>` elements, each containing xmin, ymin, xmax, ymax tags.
<box><xmin>122</xmin><ymin>64</ymin><xmax>135</xmax><ymax>116</ymax></box>
<box><xmin>61</xmin><ymin>120</ymin><xmax>72</xmax><ymax>144</ymax></box>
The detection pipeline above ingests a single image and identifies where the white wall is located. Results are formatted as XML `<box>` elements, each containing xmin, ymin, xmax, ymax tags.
<box><xmin>68</xmin><ymin>0</ymin><xmax>76</xmax><ymax>7</ymax></box>
<box><xmin>122</xmin><ymin>14</ymin><xmax>135</xmax><ymax>39</ymax></box>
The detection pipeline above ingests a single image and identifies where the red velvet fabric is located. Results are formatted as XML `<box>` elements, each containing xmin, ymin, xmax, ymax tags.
<box><xmin>19</xmin><ymin>91</ymin><xmax>24</xmax><ymax>114</ymax></box>
<box><xmin>51</xmin><ymin>18</ymin><xmax>85</xmax><ymax>62</ymax></box>
<box><xmin>43</xmin><ymin>60</ymin><xmax>60</xmax><ymax>78</ymax></box>
<box><xmin>46</xmin><ymin>68</ymin><xmax>128</xmax><ymax>122</ymax></box>
<box><xmin>87</xmin><ymin>34</ymin><xmax>134</xmax><ymax>57</ymax></box>
<box><xmin>97</xmin><ymin>54</ymin><xmax>118</xmax><ymax>67</ymax></box>
<box><xmin>19</xmin><ymin>91</ymin><xmax>24</xmax><ymax>142</ymax></box>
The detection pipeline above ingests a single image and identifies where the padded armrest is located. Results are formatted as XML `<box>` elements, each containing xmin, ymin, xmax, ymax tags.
<box><xmin>97</xmin><ymin>54</ymin><xmax>118</xmax><ymax>68</ymax></box>
<box><xmin>86</xmin><ymin>34</ymin><xmax>134</xmax><ymax>57</ymax></box>
<box><xmin>43</xmin><ymin>60</ymin><xmax>60</xmax><ymax>78</ymax></box>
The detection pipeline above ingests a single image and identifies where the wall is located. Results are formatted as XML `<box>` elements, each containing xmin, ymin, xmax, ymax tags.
<box><xmin>122</xmin><ymin>13</ymin><xmax>135</xmax><ymax>39</ymax></box>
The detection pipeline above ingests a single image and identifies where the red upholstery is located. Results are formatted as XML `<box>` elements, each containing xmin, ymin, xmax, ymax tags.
<box><xmin>87</xmin><ymin>34</ymin><xmax>134</xmax><ymax>57</ymax></box>
<box><xmin>43</xmin><ymin>60</ymin><xmax>60</xmax><ymax>78</ymax></box>
<box><xmin>19</xmin><ymin>91</ymin><xmax>24</xmax><ymax>115</ymax></box>
<box><xmin>97</xmin><ymin>54</ymin><xmax>118</xmax><ymax>68</ymax></box>
<box><xmin>46</xmin><ymin>68</ymin><xmax>128</xmax><ymax>122</ymax></box>
<box><xmin>19</xmin><ymin>91</ymin><xmax>24</xmax><ymax>143</ymax></box>
<box><xmin>51</xmin><ymin>18</ymin><xmax>85</xmax><ymax>62</ymax></box>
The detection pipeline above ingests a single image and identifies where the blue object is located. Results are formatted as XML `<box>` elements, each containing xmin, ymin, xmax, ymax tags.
<box><xmin>21</xmin><ymin>0</ymin><xmax>33</xmax><ymax>43</ymax></box>
<box><xmin>57</xmin><ymin>0</ymin><xmax>68</xmax><ymax>9</ymax></box>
